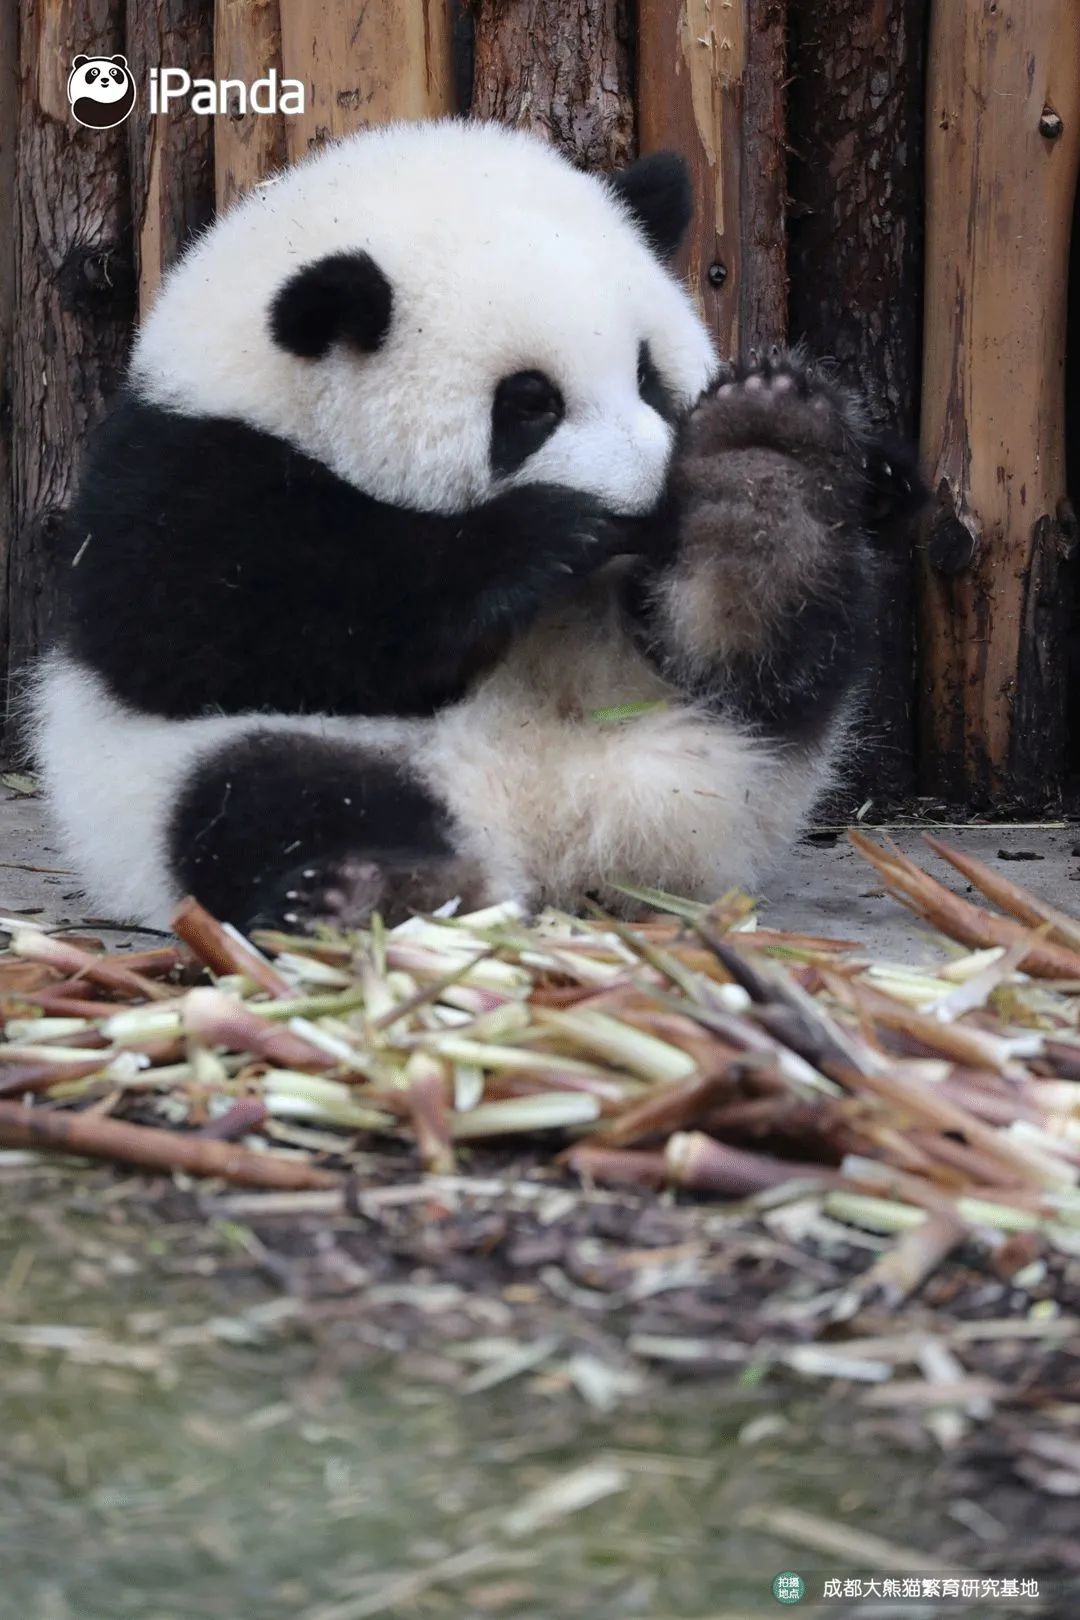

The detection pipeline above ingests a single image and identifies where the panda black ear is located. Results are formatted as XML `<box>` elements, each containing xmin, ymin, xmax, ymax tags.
<box><xmin>609</xmin><ymin>152</ymin><xmax>693</xmax><ymax>260</ymax></box>
<box><xmin>111</xmin><ymin>54</ymin><xmax>128</xmax><ymax>67</ymax></box>
<box><xmin>270</xmin><ymin>251</ymin><xmax>393</xmax><ymax>360</ymax></box>
<box><xmin>72</xmin><ymin>54</ymin><xmax>89</xmax><ymax>68</ymax></box>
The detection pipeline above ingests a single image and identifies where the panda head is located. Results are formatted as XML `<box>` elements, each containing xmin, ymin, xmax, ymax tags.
<box><xmin>68</xmin><ymin>55</ymin><xmax>136</xmax><ymax>130</ymax></box>
<box><xmin>131</xmin><ymin>121</ymin><xmax>717</xmax><ymax>516</ymax></box>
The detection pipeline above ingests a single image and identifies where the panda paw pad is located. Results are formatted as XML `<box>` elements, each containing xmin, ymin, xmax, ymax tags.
<box><xmin>258</xmin><ymin>857</ymin><xmax>390</xmax><ymax>934</ymax></box>
<box><xmin>249</xmin><ymin>853</ymin><xmax>490</xmax><ymax>934</ymax></box>
<box><xmin>687</xmin><ymin>349</ymin><xmax>853</xmax><ymax>458</ymax></box>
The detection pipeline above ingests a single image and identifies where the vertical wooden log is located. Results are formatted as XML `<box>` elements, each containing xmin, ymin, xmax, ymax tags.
<box><xmin>637</xmin><ymin>0</ymin><xmax>786</xmax><ymax>359</ymax></box>
<box><xmin>10</xmin><ymin>0</ymin><xmax>135</xmax><ymax>686</ymax></box>
<box><xmin>470</xmin><ymin>0</ymin><xmax>634</xmax><ymax>170</ymax></box>
<box><xmin>213</xmin><ymin>0</ymin><xmax>286</xmax><ymax>209</ymax></box>
<box><xmin>279</xmin><ymin>0</ymin><xmax>453</xmax><ymax>162</ymax></box>
<box><xmin>449</xmin><ymin>0</ymin><xmax>473</xmax><ymax>118</ymax></box>
<box><xmin>0</xmin><ymin>0</ymin><xmax>17</xmax><ymax>695</ymax></box>
<box><xmin>126</xmin><ymin>0</ymin><xmax>215</xmax><ymax>318</ymax></box>
<box><xmin>788</xmin><ymin>0</ymin><xmax>927</xmax><ymax>806</ymax></box>
<box><xmin>919</xmin><ymin>0</ymin><xmax>1080</xmax><ymax>809</ymax></box>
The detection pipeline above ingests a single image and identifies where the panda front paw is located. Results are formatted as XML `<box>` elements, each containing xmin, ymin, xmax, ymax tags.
<box><xmin>506</xmin><ymin>486</ymin><xmax>635</xmax><ymax>575</ymax></box>
<box><xmin>475</xmin><ymin>484</ymin><xmax>640</xmax><ymax>629</ymax></box>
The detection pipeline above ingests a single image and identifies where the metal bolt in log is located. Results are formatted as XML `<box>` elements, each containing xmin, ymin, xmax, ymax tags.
<box><xmin>1039</xmin><ymin>105</ymin><xmax>1064</xmax><ymax>140</ymax></box>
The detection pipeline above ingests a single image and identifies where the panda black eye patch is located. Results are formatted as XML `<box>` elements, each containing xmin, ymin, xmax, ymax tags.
<box><xmin>637</xmin><ymin>341</ymin><xmax>676</xmax><ymax>423</ymax></box>
<box><xmin>491</xmin><ymin>370</ymin><xmax>564</xmax><ymax>477</ymax></box>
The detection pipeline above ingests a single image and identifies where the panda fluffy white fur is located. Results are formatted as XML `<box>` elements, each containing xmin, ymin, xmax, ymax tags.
<box><xmin>32</xmin><ymin>119</ymin><xmax>919</xmax><ymax>932</ymax></box>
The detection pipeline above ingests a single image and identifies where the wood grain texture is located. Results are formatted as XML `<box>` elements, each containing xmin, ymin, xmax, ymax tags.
<box><xmin>213</xmin><ymin>0</ymin><xmax>286</xmax><ymax>208</ymax></box>
<box><xmin>918</xmin><ymin>0</ymin><xmax>1080</xmax><ymax>809</ymax></box>
<box><xmin>126</xmin><ymin>0</ymin><xmax>215</xmax><ymax>317</ymax></box>
<box><xmin>788</xmin><ymin>0</ymin><xmax>927</xmax><ymax>806</ymax></box>
<box><xmin>470</xmin><ymin>0</ymin><xmax>634</xmax><ymax>170</ymax></box>
<box><xmin>9</xmin><ymin>0</ymin><xmax>135</xmax><ymax>688</ymax></box>
<box><xmin>279</xmin><ymin>0</ymin><xmax>453</xmax><ymax>161</ymax></box>
<box><xmin>637</xmin><ymin>0</ymin><xmax>786</xmax><ymax>360</ymax></box>
<box><xmin>0</xmin><ymin>0</ymin><xmax>17</xmax><ymax>701</ymax></box>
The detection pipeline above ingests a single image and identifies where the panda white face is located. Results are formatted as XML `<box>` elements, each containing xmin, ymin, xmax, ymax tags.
<box><xmin>131</xmin><ymin>121</ymin><xmax>717</xmax><ymax>518</ymax></box>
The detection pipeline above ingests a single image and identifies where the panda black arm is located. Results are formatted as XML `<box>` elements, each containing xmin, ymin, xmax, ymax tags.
<box><xmin>627</xmin><ymin>353</ymin><xmax>925</xmax><ymax>744</ymax></box>
<box><xmin>62</xmin><ymin>397</ymin><xmax>625</xmax><ymax>719</ymax></box>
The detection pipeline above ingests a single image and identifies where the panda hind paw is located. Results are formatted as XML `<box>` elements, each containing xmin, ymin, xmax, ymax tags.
<box><xmin>247</xmin><ymin>853</ymin><xmax>489</xmax><ymax>935</ymax></box>
<box><xmin>688</xmin><ymin>348</ymin><xmax>858</xmax><ymax>461</ymax></box>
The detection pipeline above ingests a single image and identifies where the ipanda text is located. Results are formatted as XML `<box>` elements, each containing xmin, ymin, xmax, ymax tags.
<box><xmin>149</xmin><ymin>69</ymin><xmax>304</xmax><ymax>116</ymax></box>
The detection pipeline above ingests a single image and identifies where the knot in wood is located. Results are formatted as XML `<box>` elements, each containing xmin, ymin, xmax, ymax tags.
<box><xmin>707</xmin><ymin>261</ymin><xmax>728</xmax><ymax>287</ymax></box>
<box><xmin>1039</xmin><ymin>105</ymin><xmax>1064</xmax><ymax>140</ymax></box>
<box><xmin>927</xmin><ymin>505</ymin><xmax>978</xmax><ymax>577</ymax></box>
<box><xmin>58</xmin><ymin>245</ymin><xmax>134</xmax><ymax>315</ymax></box>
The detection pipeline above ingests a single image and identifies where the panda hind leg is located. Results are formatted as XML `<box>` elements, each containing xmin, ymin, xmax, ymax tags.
<box><xmin>168</xmin><ymin>729</ymin><xmax>487</xmax><ymax>933</ymax></box>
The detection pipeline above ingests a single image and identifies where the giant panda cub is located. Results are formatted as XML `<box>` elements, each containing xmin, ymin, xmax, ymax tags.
<box><xmin>33</xmin><ymin>119</ymin><xmax>919</xmax><ymax>932</ymax></box>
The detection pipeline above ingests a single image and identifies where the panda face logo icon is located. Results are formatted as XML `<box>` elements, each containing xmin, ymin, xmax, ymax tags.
<box><xmin>68</xmin><ymin>54</ymin><xmax>136</xmax><ymax>130</ymax></box>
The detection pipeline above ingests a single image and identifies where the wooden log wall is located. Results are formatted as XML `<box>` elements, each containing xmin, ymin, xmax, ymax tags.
<box><xmin>126</xmin><ymin>0</ymin><xmax>215</xmax><ymax>319</ymax></box>
<box><xmin>919</xmin><ymin>0</ymin><xmax>1080</xmax><ymax>811</ymax></box>
<box><xmin>1</xmin><ymin>0</ymin><xmax>1077</xmax><ymax>817</ymax></box>
<box><xmin>788</xmin><ymin>0</ymin><xmax>927</xmax><ymax>807</ymax></box>
<box><xmin>0</xmin><ymin>0</ymin><xmax>16</xmax><ymax>701</ymax></box>
<box><xmin>471</xmin><ymin>0</ymin><xmax>634</xmax><ymax>170</ymax></box>
<box><xmin>637</xmin><ymin>0</ymin><xmax>786</xmax><ymax>361</ymax></box>
<box><xmin>213</xmin><ymin>0</ymin><xmax>286</xmax><ymax>208</ymax></box>
<box><xmin>10</xmin><ymin>0</ymin><xmax>136</xmax><ymax>684</ymax></box>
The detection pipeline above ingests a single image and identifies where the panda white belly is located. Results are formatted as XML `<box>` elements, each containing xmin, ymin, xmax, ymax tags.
<box><xmin>418</xmin><ymin>580</ymin><xmax>835</xmax><ymax>911</ymax></box>
<box><xmin>33</xmin><ymin>576</ymin><xmax>831</xmax><ymax>928</ymax></box>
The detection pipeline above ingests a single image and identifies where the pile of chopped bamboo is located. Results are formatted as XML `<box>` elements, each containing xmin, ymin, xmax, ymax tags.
<box><xmin>1</xmin><ymin>833</ymin><xmax>1079</xmax><ymax>1272</ymax></box>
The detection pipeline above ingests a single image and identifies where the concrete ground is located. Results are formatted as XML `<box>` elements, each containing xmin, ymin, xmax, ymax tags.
<box><xmin>0</xmin><ymin>780</ymin><xmax>1076</xmax><ymax>960</ymax></box>
<box><xmin>764</xmin><ymin>819</ymin><xmax>1079</xmax><ymax>959</ymax></box>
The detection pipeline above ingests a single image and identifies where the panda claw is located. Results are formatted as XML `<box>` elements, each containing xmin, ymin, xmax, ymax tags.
<box><xmin>248</xmin><ymin>851</ymin><xmax>495</xmax><ymax>938</ymax></box>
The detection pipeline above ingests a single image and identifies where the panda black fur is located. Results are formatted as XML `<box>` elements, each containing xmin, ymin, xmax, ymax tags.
<box><xmin>32</xmin><ymin>120</ymin><xmax>921</xmax><ymax>932</ymax></box>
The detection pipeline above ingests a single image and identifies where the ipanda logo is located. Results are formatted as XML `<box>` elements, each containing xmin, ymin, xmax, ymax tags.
<box><xmin>68</xmin><ymin>57</ymin><xmax>304</xmax><ymax>128</ymax></box>
<box><xmin>68</xmin><ymin>55</ymin><xmax>136</xmax><ymax>129</ymax></box>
